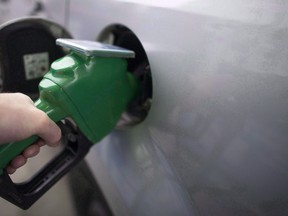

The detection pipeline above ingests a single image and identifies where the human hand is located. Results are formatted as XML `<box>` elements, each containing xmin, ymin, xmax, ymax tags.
<box><xmin>0</xmin><ymin>93</ymin><xmax>62</xmax><ymax>174</ymax></box>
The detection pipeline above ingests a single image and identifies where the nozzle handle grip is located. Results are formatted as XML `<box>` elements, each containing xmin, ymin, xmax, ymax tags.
<box><xmin>0</xmin><ymin>99</ymin><xmax>66</xmax><ymax>173</ymax></box>
<box><xmin>0</xmin><ymin>136</ymin><xmax>38</xmax><ymax>173</ymax></box>
<box><xmin>0</xmin><ymin>121</ymin><xmax>92</xmax><ymax>209</ymax></box>
<box><xmin>0</xmin><ymin>99</ymin><xmax>93</xmax><ymax>209</ymax></box>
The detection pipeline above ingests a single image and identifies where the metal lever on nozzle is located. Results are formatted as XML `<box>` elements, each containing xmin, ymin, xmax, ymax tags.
<box><xmin>0</xmin><ymin>39</ymin><xmax>139</xmax><ymax>209</ymax></box>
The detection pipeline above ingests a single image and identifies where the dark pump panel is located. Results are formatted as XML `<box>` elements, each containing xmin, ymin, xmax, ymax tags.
<box><xmin>0</xmin><ymin>18</ymin><xmax>71</xmax><ymax>98</ymax></box>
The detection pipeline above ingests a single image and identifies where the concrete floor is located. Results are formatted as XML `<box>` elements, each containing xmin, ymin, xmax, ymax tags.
<box><xmin>0</xmin><ymin>146</ymin><xmax>77</xmax><ymax>216</ymax></box>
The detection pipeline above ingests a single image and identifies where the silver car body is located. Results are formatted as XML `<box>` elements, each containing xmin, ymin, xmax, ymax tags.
<box><xmin>18</xmin><ymin>0</ymin><xmax>288</xmax><ymax>215</ymax></box>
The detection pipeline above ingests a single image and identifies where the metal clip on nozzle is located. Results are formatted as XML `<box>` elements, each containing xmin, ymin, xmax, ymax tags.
<box><xmin>0</xmin><ymin>39</ymin><xmax>139</xmax><ymax>209</ymax></box>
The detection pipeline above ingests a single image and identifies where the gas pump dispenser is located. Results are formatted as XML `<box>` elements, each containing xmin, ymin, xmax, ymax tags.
<box><xmin>0</xmin><ymin>37</ymin><xmax>139</xmax><ymax>209</ymax></box>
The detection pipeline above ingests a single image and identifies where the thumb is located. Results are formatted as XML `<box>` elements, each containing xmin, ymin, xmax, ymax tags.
<box><xmin>34</xmin><ymin>110</ymin><xmax>62</xmax><ymax>146</ymax></box>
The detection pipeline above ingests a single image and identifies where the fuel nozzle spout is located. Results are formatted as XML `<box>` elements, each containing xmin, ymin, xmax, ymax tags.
<box><xmin>0</xmin><ymin>39</ymin><xmax>140</xmax><ymax>209</ymax></box>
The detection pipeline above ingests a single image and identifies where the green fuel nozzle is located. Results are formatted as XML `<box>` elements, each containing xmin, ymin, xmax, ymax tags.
<box><xmin>38</xmin><ymin>39</ymin><xmax>139</xmax><ymax>144</ymax></box>
<box><xmin>0</xmin><ymin>39</ymin><xmax>140</xmax><ymax>209</ymax></box>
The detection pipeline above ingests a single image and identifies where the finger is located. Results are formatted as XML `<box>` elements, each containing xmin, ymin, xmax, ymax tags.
<box><xmin>36</xmin><ymin>138</ymin><xmax>60</xmax><ymax>148</ymax></box>
<box><xmin>34</xmin><ymin>111</ymin><xmax>62</xmax><ymax>145</ymax></box>
<box><xmin>36</xmin><ymin>139</ymin><xmax>45</xmax><ymax>147</ymax></box>
<box><xmin>6</xmin><ymin>166</ymin><xmax>16</xmax><ymax>175</ymax></box>
<box><xmin>9</xmin><ymin>155</ymin><xmax>27</xmax><ymax>169</ymax></box>
<box><xmin>46</xmin><ymin>139</ymin><xmax>61</xmax><ymax>147</ymax></box>
<box><xmin>22</xmin><ymin>144</ymin><xmax>40</xmax><ymax>158</ymax></box>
